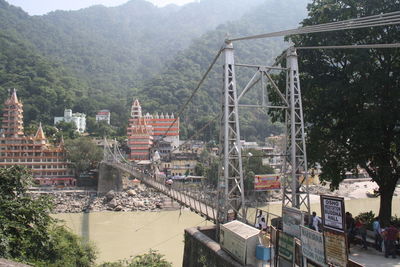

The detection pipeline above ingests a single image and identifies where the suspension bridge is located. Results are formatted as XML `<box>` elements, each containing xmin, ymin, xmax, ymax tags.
<box><xmin>100</xmin><ymin>11</ymin><xmax>400</xmax><ymax>226</ymax></box>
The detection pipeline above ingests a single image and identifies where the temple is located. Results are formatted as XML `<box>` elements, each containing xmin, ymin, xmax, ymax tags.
<box><xmin>127</xmin><ymin>99</ymin><xmax>179</xmax><ymax>161</ymax></box>
<box><xmin>0</xmin><ymin>89</ymin><xmax>75</xmax><ymax>186</ymax></box>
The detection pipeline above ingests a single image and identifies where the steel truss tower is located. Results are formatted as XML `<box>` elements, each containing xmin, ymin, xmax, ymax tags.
<box><xmin>217</xmin><ymin>41</ymin><xmax>246</xmax><ymax>223</ymax></box>
<box><xmin>282</xmin><ymin>47</ymin><xmax>310</xmax><ymax>213</ymax></box>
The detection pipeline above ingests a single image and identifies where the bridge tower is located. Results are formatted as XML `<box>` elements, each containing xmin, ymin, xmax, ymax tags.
<box><xmin>282</xmin><ymin>47</ymin><xmax>310</xmax><ymax>213</ymax></box>
<box><xmin>217</xmin><ymin>41</ymin><xmax>246</xmax><ymax>224</ymax></box>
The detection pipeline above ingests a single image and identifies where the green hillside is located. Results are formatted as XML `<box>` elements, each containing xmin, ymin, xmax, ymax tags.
<box><xmin>0</xmin><ymin>0</ymin><xmax>309</xmax><ymax>140</ymax></box>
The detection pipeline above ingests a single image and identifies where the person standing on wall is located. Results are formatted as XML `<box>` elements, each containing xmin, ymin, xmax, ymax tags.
<box><xmin>311</xmin><ymin>211</ymin><xmax>322</xmax><ymax>232</ymax></box>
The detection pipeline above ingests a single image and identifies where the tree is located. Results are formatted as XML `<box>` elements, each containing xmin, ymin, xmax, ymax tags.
<box><xmin>65</xmin><ymin>137</ymin><xmax>103</xmax><ymax>177</ymax></box>
<box><xmin>55</xmin><ymin>121</ymin><xmax>78</xmax><ymax>139</ymax></box>
<box><xmin>286</xmin><ymin>0</ymin><xmax>400</xmax><ymax>225</ymax></box>
<box><xmin>242</xmin><ymin>149</ymin><xmax>275</xmax><ymax>193</ymax></box>
<box><xmin>0</xmin><ymin>166</ymin><xmax>96</xmax><ymax>266</ymax></box>
<box><xmin>98</xmin><ymin>250</ymin><xmax>172</xmax><ymax>267</ymax></box>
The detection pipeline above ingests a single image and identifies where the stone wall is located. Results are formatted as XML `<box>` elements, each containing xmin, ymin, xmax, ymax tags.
<box><xmin>97</xmin><ymin>162</ymin><xmax>124</xmax><ymax>195</ymax></box>
<box><xmin>183</xmin><ymin>226</ymin><xmax>242</xmax><ymax>267</ymax></box>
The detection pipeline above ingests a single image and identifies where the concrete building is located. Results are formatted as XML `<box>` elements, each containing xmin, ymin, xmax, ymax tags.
<box><xmin>54</xmin><ymin>109</ymin><xmax>86</xmax><ymax>133</ymax></box>
<box><xmin>168</xmin><ymin>152</ymin><xmax>198</xmax><ymax>176</ymax></box>
<box><xmin>96</xmin><ymin>109</ymin><xmax>111</xmax><ymax>124</ymax></box>
<box><xmin>0</xmin><ymin>89</ymin><xmax>74</xmax><ymax>186</ymax></box>
<box><xmin>127</xmin><ymin>99</ymin><xmax>179</xmax><ymax>161</ymax></box>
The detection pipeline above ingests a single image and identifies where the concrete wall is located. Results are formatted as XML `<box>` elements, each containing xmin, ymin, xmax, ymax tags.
<box><xmin>183</xmin><ymin>226</ymin><xmax>242</xmax><ymax>267</ymax></box>
<box><xmin>97</xmin><ymin>162</ymin><xmax>124</xmax><ymax>195</ymax></box>
<box><xmin>0</xmin><ymin>259</ymin><xmax>31</xmax><ymax>266</ymax></box>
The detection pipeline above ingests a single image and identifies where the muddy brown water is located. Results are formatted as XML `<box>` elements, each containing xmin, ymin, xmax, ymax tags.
<box><xmin>53</xmin><ymin>196</ymin><xmax>400</xmax><ymax>267</ymax></box>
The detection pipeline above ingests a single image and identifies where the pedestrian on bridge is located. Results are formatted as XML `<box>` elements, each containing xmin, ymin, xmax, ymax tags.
<box><xmin>383</xmin><ymin>223</ymin><xmax>399</xmax><ymax>259</ymax></box>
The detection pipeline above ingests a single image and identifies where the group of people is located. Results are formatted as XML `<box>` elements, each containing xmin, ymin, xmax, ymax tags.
<box><xmin>372</xmin><ymin>217</ymin><xmax>399</xmax><ymax>258</ymax></box>
<box><xmin>346</xmin><ymin>212</ymin><xmax>399</xmax><ymax>258</ymax></box>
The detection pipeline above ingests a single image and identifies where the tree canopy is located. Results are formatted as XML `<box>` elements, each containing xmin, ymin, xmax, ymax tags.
<box><xmin>287</xmin><ymin>0</ymin><xmax>400</xmax><ymax>225</ymax></box>
<box><xmin>65</xmin><ymin>137</ymin><xmax>103</xmax><ymax>177</ymax></box>
<box><xmin>0</xmin><ymin>166</ymin><xmax>96</xmax><ymax>266</ymax></box>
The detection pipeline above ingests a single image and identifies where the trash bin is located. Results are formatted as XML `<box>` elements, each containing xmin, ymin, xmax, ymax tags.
<box><xmin>256</xmin><ymin>245</ymin><xmax>271</xmax><ymax>261</ymax></box>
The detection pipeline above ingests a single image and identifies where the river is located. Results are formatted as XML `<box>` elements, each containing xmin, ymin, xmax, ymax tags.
<box><xmin>53</xmin><ymin>196</ymin><xmax>400</xmax><ymax>267</ymax></box>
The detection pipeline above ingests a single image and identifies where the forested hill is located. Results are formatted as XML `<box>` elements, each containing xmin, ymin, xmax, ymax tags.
<box><xmin>137</xmin><ymin>0</ymin><xmax>309</xmax><ymax>141</ymax></box>
<box><xmin>0</xmin><ymin>0</ymin><xmax>309</xmax><ymax>140</ymax></box>
<box><xmin>0</xmin><ymin>0</ymin><xmax>264</xmax><ymax>92</ymax></box>
<box><xmin>0</xmin><ymin>30</ymin><xmax>87</xmax><ymax>125</ymax></box>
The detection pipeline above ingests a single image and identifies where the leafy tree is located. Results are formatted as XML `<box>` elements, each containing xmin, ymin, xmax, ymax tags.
<box><xmin>98</xmin><ymin>250</ymin><xmax>172</xmax><ymax>267</ymax></box>
<box><xmin>0</xmin><ymin>166</ymin><xmax>96</xmax><ymax>266</ymax></box>
<box><xmin>286</xmin><ymin>0</ymin><xmax>400</xmax><ymax>225</ymax></box>
<box><xmin>242</xmin><ymin>149</ymin><xmax>275</xmax><ymax>193</ymax></box>
<box><xmin>65</xmin><ymin>137</ymin><xmax>103</xmax><ymax>177</ymax></box>
<box><xmin>55</xmin><ymin>121</ymin><xmax>78</xmax><ymax>139</ymax></box>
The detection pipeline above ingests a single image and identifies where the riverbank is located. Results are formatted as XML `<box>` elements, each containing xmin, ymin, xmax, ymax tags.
<box><xmin>37</xmin><ymin>178</ymin><xmax>400</xmax><ymax>213</ymax></box>
<box><xmin>40</xmin><ymin>184</ymin><xmax>172</xmax><ymax>213</ymax></box>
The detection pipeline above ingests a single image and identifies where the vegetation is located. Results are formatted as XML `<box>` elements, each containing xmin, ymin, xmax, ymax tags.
<box><xmin>0</xmin><ymin>166</ymin><xmax>96</xmax><ymax>266</ymax></box>
<box><xmin>0</xmin><ymin>0</ymin><xmax>309</xmax><ymax>142</ymax></box>
<box><xmin>285</xmin><ymin>0</ymin><xmax>400</xmax><ymax>225</ymax></box>
<box><xmin>65</xmin><ymin>137</ymin><xmax>103</xmax><ymax>177</ymax></box>
<box><xmin>98</xmin><ymin>250</ymin><xmax>172</xmax><ymax>267</ymax></box>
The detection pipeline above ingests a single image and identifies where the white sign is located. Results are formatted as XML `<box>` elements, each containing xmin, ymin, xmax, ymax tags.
<box><xmin>282</xmin><ymin>207</ymin><xmax>303</xmax><ymax>238</ymax></box>
<box><xmin>321</xmin><ymin>196</ymin><xmax>345</xmax><ymax>231</ymax></box>
<box><xmin>300</xmin><ymin>226</ymin><xmax>326</xmax><ymax>266</ymax></box>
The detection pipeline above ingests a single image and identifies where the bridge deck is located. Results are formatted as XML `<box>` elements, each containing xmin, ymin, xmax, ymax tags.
<box><xmin>104</xmin><ymin>161</ymin><xmax>217</xmax><ymax>223</ymax></box>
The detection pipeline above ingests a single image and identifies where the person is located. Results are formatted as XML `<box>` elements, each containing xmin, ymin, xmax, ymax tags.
<box><xmin>383</xmin><ymin>224</ymin><xmax>399</xmax><ymax>258</ymax></box>
<box><xmin>311</xmin><ymin>211</ymin><xmax>322</xmax><ymax>232</ymax></box>
<box><xmin>346</xmin><ymin>212</ymin><xmax>355</xmax><ymax>252</ymax></box>
<box><xmin>373</xmin><ymin>217</ymin><xmax>382</xmax><ymax>251</ymax></box>
<box><xmin>355</xmin><ymin>217</ymin><xmax>368</xmax><ymax>249</ymax></box>
<box><xmin>255</xmin><ymin>210</ymin><xmax>264</xmax><ymax>228</ymax></box>
<box><xmin>259</xmin><ymin>217</ymin><xmax>267</xmax><ymax>231</ymax></box>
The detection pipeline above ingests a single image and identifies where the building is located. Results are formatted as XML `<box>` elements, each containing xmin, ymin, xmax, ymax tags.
<box><xmin>0</xmin><ymin>89</ymin><xmax>74</xmax><ymax>186</ymax></box>
<box><xmin>127</xmin><ymin>99</ymin><xmax>179</xmax><ymax>161</ymax></box>
<box><xmin>54</xmin><ymin>109</ymin><xmax>86</xmax><ymax>133</ymax></box>
<box><xmin>96</xmin><ymin>110</ymin><xmax>111</xmax><ymax>124</ymax></box>
<box><xmin>167</xmin><ymin>152</ymin><xmax>198</xmax><ymax>176</ymax></box>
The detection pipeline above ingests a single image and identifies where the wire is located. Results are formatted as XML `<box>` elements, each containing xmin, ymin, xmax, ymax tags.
<box><xmin>227</xmin><ymin>11</ymin><xmax>400</xmax><ymax>42</ymax></box>
<box><xmin>159</xmin><ymin>46</ymin><xmax>224</xmax><ymax>141</ymax></box>
<box><xmin>170</xmin><ymin>113</ymin><xmax>220</xmax><ymax>153</ymax></box>
<box><xmin>296</xmin><ymin>43</ymin><xmax>400</xmax><ymax>50</ymax></box>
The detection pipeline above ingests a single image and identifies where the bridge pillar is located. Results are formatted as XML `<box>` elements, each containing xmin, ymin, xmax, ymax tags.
<box><xmin>97</xmin><ymin>162</ymin><xmax>124</xmax><ymax>195</ymax></box>
<box><xmin>217</xmin><ymin>41</ymin><xmax>245</xmax><ymax>224</ymax></box>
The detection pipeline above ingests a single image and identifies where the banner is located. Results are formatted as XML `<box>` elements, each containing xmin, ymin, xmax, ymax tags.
<box><xmin>278</xmin><ymin>232</ymin><xmax>294</xmax><ymax>262</ymax></box>
<box><xmin>320</xmin><ymin>195</ymin><xmax>345</xmax><ymax>232</ymax></box>
<box><xmin>323</xmin><ymin>230</ymin><xmax>348</xmax><ymax>267</ymax></box>
<box><xmin>254</xmin><ymin>174</ymin><xmax>281</xmax><ymax>191</ymax></box>
<box><xmin>300</xmin><ymin>226</ymin><xmax>326</xmax><ymax>266</ymax></box>
<box><xmin>282</xmin><ymin>207</ymin><xmax>304</xmax><ymax>238</ymax></box>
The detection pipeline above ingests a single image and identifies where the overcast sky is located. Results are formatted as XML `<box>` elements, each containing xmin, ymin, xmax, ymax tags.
<box><xmin>7</xmin><ymin>0</ymin><xmax>197</xmax><ymax>15</ymax></box>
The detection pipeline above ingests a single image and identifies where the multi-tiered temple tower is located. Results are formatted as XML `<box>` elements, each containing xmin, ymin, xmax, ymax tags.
<box><xmin>0</xmin><ymin>89</ymin><xmax>74</xmax><ymax>186</ymax></box>
<box><xmin>127</xmin><ymin>99</ymin><xmax>179</xmax><ymax>161</ymax></box>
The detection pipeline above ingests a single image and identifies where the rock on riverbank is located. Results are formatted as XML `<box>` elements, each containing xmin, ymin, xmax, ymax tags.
<box><xmin>50</xmin><ymin>185</ymin><xmax>167</xmax><ymax>213</ymax></box>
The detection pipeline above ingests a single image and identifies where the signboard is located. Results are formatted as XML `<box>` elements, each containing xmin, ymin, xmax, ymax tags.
<box><xmin>323</xmin><ymin>230</ymin><xmax>348</xmax><ymax>267</ymax></box>
<box><xmin>278</xmin><ymin>232</ymin><xmax>294</xmax><ymax>262</ymax></box>
<box><xmin>300</xmin><ymin>226</ymin><xmax>326</xmax><ymax>266</ymax></box>
<box><xmin>282</xmin><ymin>207</ymin><xmax>304</xmax><ymax>238</ymax></box>
<box><xmin>320</xmin><ymin>195</ymin><xmax>345</xmax><ymax>232</ymax></box>
<box><xmin>254</xmin><ymin>174</ymin><xmax>281</xmax><ymax>191</ymax></box>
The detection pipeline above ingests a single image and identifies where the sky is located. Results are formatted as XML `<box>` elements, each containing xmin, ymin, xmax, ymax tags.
<box><xmin>6</xmin><ymin>0</ymin><xmax>197</xmax><ymax>15</ymax></box>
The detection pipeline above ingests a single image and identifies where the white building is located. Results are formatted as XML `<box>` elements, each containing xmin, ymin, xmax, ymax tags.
<box><xmin>96</xmin><ymin>110</ymin><xmax>111</xmax><ymax>124</ymax></box>
<box><xmin>54</xmin><ymin>109</ymin><xmax>86</xmax><ymax>133</ymax></box>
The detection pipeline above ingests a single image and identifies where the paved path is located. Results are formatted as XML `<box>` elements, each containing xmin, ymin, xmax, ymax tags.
<box><xmin>349</xmin><ymin>245</ymin><xmax>400</xmax><ymax>266</ymax></box>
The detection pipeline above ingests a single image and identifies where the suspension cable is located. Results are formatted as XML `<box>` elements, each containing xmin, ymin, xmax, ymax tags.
<box><xmin>296</xmin><ymin>43</ymin><xmax>400</xmax><ymax>50</ymax></box>
<box><xmin>159</xmin><ymin>46</ymin><xmax>224</xmax><ymax>141</ymax></box>
<box><xmin>227</xmin><ymin>11</ymin><xmax>400</xmax><ymax>42</ymax></box>
<box><xmin>170</xmin><ymin>113</ymin><xmax>220</xmax><ymax>153</ymax></box>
